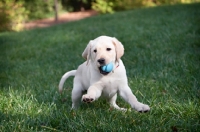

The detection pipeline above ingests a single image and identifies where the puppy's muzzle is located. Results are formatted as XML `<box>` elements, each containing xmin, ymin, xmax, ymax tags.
<box><xmin>98</xmin><ymin>58</ymin><xmax>105</xmax><ymax>65</ymax></box>
<box><xmin>97</xmin><ymin>58</ymin><xmax>110</xmax><ymax>75</ymax></box>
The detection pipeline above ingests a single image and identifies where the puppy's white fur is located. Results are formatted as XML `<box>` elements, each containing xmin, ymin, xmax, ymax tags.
<box><xmin>59</xmin><ymin>36</ymin><xmax>150</xmax><ymax>112</ymax></box>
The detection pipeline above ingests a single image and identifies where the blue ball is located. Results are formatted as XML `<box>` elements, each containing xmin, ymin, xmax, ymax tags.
<box><xmin>101</xmin><ymin>63</ymin><xmax>114</xmax><ymax>72</ymax></box>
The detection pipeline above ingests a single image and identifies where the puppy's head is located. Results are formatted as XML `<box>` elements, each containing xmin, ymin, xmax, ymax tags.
<box><xmin>82</xmin><ymin>36</ymin><xmax>124</xmax><ymax>75</ymax></box>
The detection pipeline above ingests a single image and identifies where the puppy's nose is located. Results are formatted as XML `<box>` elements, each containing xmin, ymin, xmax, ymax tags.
<box><xmin>98</xmin><ymin>58</ymin><xmax>105</xmax><ymax>64</ymax></box>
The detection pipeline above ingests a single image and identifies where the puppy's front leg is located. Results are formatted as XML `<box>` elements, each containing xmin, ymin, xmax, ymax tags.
<box><xmin>119</xmin><ymin>85</ymin><xmax>150</xmax><ymax>112</ymax></box>
<box><xmin>82</xmin><ymin>83</ymin><xmax>103</xmax><ymax>103</ymax></box>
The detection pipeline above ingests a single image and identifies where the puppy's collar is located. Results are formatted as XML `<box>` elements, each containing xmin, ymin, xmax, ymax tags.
<box><xmin>115</xmin><ymin>61</ymin><xmax>120</xmax><ymax>68</ymax></box>
<box><xmin>112</xmin><ymin>63</ymin><xmax>119</xmax><ymax>73</ymax></box>
<box><xmin>116</xmin><ymin>64</ymin><xmax>119</xmax><ymax>68</ymax></box>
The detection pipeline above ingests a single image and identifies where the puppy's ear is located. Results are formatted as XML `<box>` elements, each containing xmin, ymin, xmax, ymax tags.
<box><xmin>112</xmin><ymin>37</ymin><xmax>124</xmax><ymax>62</ymax></box>
<box><xmin>82</xmin><ymin>40</ymin><xmax>93</xmax><ymax>64</ymax></box>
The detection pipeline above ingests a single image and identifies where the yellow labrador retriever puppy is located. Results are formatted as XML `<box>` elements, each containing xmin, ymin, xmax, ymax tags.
<box><xmin>59</xmin><ymin>36</ymin><xmax>150</xmax><ymax>112</ymax></box>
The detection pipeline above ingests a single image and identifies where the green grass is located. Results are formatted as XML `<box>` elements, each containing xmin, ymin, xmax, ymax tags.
<box><xmin>0</xmin><ymin>3</ymin><xmax>200</xmax><ymax>132</ymax></box>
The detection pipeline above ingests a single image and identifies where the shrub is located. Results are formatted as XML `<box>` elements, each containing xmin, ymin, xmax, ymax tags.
<box><xmin>61</xmin><ymin>0</ymin><xmax>93</xmax><ymax>12</ymax></box>
<box><xmin>92</xmin><ymin>0</ymin><xmax>114</xmax><ymax>13</ymax></box>
<box><xmin>23</xmin><ymin>0</ymin><xmax>55</xmax><ymax>20</ymax></box>
<box><xmin>0</xmin><ymin>0</ymin><xmax>28</xmax><ymax>32</ymax></box>
<box><xmin>91</xmin><ymin>0</ymin><xmax>200</xmax><ymax>14</ymax></box>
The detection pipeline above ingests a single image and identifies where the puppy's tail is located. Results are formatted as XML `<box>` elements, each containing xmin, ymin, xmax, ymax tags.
<box><xmin>58</xmin><ymin>70</ymin><xmax>76</xmax><ymax>93</ymax></box>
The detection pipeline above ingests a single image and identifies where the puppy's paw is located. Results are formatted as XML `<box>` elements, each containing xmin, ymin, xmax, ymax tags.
<box><xmin>119</xmin><ymin>107</ymin><xmax>128</xmax><ymax>112</ymax></box>
<box><xmin>134</xmin><ymin>103</ymin><xmax>150</xmax><ymax>113</ymax></box>
<box><xmin>82</xmin><ymin>94</ymin><xmax>95</xmax><ymax>103</ymax></box>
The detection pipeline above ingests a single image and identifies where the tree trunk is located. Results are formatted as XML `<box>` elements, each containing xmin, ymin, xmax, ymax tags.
<box><xmin>54</xmin><ymin>0</ymin><xmax>58</xmax><ymax>22</ymax></box>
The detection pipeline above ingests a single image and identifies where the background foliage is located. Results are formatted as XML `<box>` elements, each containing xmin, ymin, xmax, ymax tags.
<box><xmin>0</xmin><ymin>0</ymin><xmax>199</xmax><ymax>32</ymax></box>
<box><xmin>0</xmin><ymin>0</ymin><xmax>28</xmax><ymax>31</ymax></box>
<box><xmin>92</xmin><ymin>0</ymin><xmax>200</xmax><ymax>13</ymax></box>
<box><xmin>23</xmin><ymin>0</ymin><xmax>56</xmax><ymax>20</ymax></box>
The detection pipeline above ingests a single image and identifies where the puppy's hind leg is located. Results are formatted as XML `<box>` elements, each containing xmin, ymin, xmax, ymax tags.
<box><xmin>71</xmin><ymin>83</ymin><xmax>83</xmax><ymax>109</ymax></box>
<box><xmin>109</xmin><ymin>94</ymin><xmax>127</xmax><ymax>111</ymax></box>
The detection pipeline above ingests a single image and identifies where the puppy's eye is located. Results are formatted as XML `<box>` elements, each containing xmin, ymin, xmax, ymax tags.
<box><xmin>107</xmin><ymin>48</ymin><xmax>111</xmax><ymax>51</ymax></box>
<box><xmin>94</xmin><ymin>49</ymin><xmax>97</xmax><ymax>53</ymax></box>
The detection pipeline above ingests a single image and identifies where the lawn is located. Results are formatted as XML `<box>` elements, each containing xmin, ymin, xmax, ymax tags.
<box><xmin>0</xmin><ymin>3</ymin><xmax>200</xmax><ymax>132</ymax></box>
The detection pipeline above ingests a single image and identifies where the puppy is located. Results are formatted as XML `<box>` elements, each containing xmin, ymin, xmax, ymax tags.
<box><xmin>59</xmin><ymin>36</ymin><xmax>150</xmax><ymax>112</ymax></box>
